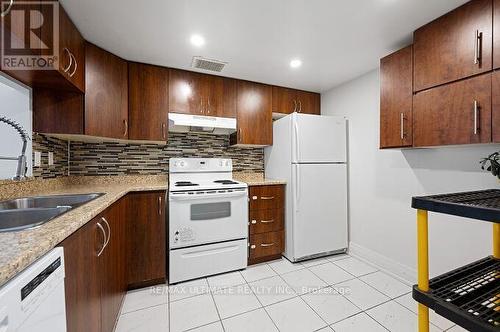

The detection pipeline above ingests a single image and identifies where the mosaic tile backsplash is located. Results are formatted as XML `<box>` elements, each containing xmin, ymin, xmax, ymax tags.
<box><xmin>33</xmin><ymin>132</ymin><xmax>264</xmax><ymax>178</ymax></box>
<box><xmin>32</xmin><ymin>134</ymin><xmax>69</xmax><ymax>179</ymax></box>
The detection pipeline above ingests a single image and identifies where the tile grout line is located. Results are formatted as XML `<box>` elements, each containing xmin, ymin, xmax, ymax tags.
<box><xmin>207</xmin><ymin>278</ymin><xmax>227</xmax><ymax>332</ymax></box>
<box><xmin>246</xmin><ymin>284</ymin><xmax>282</xmax><ymax>332</ymax></box>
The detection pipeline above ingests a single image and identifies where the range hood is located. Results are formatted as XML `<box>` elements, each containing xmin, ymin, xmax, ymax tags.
<box><xmin>168</xmin><ymin>113</ymin><xmax>237</xmax><ymax>135</ymax></box>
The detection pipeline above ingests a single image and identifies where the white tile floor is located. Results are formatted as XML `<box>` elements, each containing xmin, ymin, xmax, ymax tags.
<box><xmin>115</xmin><ymin>254</ymin><xmax>463</xmax><ymax>332</ymax></box>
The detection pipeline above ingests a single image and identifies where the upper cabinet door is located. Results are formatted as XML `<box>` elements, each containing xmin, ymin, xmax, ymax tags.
<box><xmin>203</xmin><ymin>74</ymin><xmax>224</xmax><ymax>117</ymax></box>
<box><xmin>494</xmin><ymin>0</ymin><xmax>500</xmax><ymax>68</ymax></box>
<box><xmin>272</xmin><ymin>87</ymin><xmax>297</xmax><ymax>114</ymax></box>
<box><xmin>413</xmin><ymin>73</ymin><xmax>491</xmax><ymax>147</ymax></box>
<box><xmin>414</xmin><ymin>0</ymin><xmax>493</xmax><ymax>92</ymax></box>
<box><xmin>491</xmin><ymin>70</ymin><xmax>500</xmax><ymax>141</ymax></box>
<box><xmin>57</xmin><ymin>4</ymin><xmax>85</xmax><ymax>92</ymax></box>
<box><xmin>85</xmin><ymin>43</ymin><xmax>128</xmax><ymax>139</ymax></box>
<box><xmin>168</xmin><ymin>69</ymin><xmax>204</xmax><ymax>115</ymax></box>
<box><xmin>296</xmin><ymin>91</ymin><xmax>321</xmax><ymax>115</ymax></box>
<box><xmin>234</xmin><ymin>81</ymin><xmax>272</xmax><ymax>146</ymax></box>
<box><xmin>220</xmin><ymin>78</ymin><xmax>237</xmax><ymax>118</ymax></box>
<box><xmin>380</xmin><ymin>46</ymin><xmax>413</xmax><ymax>149</ymax></box>
<box><xmin>129</xmin><ymin>63</ymin><xmax>169</xmax><ymax>141</ymax></box>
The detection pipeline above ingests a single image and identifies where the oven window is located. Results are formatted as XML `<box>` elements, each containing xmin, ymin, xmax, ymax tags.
<box><xmin>191</xmin><ymin>202</ymin><xmax>231</xmax><ymax>220</ymax></box>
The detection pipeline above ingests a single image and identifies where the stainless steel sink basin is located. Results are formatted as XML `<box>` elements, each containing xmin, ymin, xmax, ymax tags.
<box><xmin>0</xmin><ymin>193</ymin><xmax>104</xmax><ymax>232</ymax></box>
<box><xmin>0</xmin><ymin>207</ymin><xmax>72</xmax><ymax>232</ymax></box>
<box><xmin>0</xmin><ymin>193</ymin><xmax>104</xmax><ymax>211</ymax></box>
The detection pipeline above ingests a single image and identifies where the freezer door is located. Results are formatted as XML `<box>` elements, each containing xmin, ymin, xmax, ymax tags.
<box><xmin>291</xmin><ymin>163</ymin><xmax>348</xmax><ymax>260</ymax></box>
<box><xmin>292</xmin><ymin>114</ymin><xmax>346</xmax><ymax>163</ymax></box>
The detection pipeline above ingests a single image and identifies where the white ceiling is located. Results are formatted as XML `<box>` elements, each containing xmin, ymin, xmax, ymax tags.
<box><xmin>60</xmin><ymin>0</ymin><xmax>468</xmax><ymax>93</ymax></box>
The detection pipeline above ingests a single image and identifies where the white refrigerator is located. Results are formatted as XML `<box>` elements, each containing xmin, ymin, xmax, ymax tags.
<box><xmin>265</xmin><ymin>113</ymin><xmax>348</xmax><ymax>262</ymax></box>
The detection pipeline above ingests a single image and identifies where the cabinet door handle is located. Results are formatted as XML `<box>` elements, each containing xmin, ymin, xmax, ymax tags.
<box><xmin>207</xmin><ymin>98</ymin><xmax>211</xmax><ymax>114</ymax></box>
<box><xmin>123</xmin><ymin>120</ymin><xmax>128</xmax><ymax>137</ymax></box>
<box><xmin>261</xmin><ymin>219</ymin><xmax>274</xmax><ymax>224</ymax></box>
<box><xmin>250</xmin><ymin>244</ymin><xmax>256</xmax><ymax>249</ymax></box>
<box><xmin>158</xmin><ymin>196</ymin><xmax>162</xmax><ymax>215</ymax></box>
<box><xmin>261</xmin><ymin>243</ymin><xmax>275</xmax><ymax>247</ymax></box>
<box><xmin>62</xmin><ymin>48</ymin><xmax>73</xmax><ymax>73</ymax></box>
<box><xmin>298</xmin><ymin>100</ymin><xmax>302</xmax><ymax>113</ymax></box>
<box><xmin>162</xmin><ymin>123</ymin><xmax>167</xmax><ymax>139</ymax></box>
<box><xmin>473</xmin><ymin>100</ymin><xmax>479</xmax><ymax>135</ymax></box>
<box><xmin>260</xmin><ymin>196</ymin><xmax>275</xmax><ymax>200</ymax></box>
<box><xmin>96</xmin><ymin>222</ymin><xmax>106</xmax><ymax>257</ymax></box>
<box><xmin>69</xmin><ymin>53</ymin><xmax>77</xmax><ymax>77</ymax></box>
<box><xmin>293</xmin><ymin>100</ymin><xmax>297</xmax><ymax>113</ymax></box>
<box><xmin>400</xmin><ymin>113</ymin><xmax>405</xmax><ymax>140</ymax></box>
<box><xmin>474</xmin><ymin>30</ymin><xmax>482</xmax><ymax>65</ymax></box>
<box><xmin>101</xmin><ymin>217</ymin><xmax>111</xmax><ymax>248</ymax></box>
<box><xmin>200</xmin><ymin>99</ymin><xmax>204</xmax><ymax>114</ymax></box>
<box><xmin>251</xmin><ymin>220</ymin><xmax>257</xmax><ymax>224</ymax></box>
<box><xmin>0</xmin><ymin>0</ymin><xmax>13</xmax><ymax>17</ymax></box>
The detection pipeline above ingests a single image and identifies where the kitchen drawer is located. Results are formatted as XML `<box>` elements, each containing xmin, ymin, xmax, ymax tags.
<box><xmin>249</xmin><ymin>185</ymin><xmax>284</xmax><ymax>211</ymax></box>
<box><xmin>249</xmin><ymin>209</ymin><xmax>284</xmax><ymax>234</ymax></box>
<box><xmin>249</xmin><ymin>231</ymin><xmax>284</xmax><ymax>261</ymax></box>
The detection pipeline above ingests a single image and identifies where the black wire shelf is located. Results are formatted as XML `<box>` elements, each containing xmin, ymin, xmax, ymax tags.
<box><xmin>413</xmin><ymin>256</ymin><xmax>500</xmax><ymax>332</ymax></box>
<box><xmin>412</xmin><ymin>189</ymin><xmax>500</xmax><ymax>222</ymax></box>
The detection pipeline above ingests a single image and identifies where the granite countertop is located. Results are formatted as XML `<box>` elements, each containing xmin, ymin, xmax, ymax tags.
<box><xmin>0</xmin><ymin>175</ymin><xmax>167</xmax><ymax>287</ymax></box>
<box><xmin>233</xmin><ymin>172</ymin><xmax>286</xmax><ymax>186</ymax></box>
<box><xmin>0</xmin><ymin>173</ymin><xmax>284</xmax><ymax>287</ymax></box>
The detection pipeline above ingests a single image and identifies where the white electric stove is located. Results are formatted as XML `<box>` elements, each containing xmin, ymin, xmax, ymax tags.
<box><xmin>168</xmin><ymin>158</ymin><xmax>248</xmax><ymax>284</ymax></box>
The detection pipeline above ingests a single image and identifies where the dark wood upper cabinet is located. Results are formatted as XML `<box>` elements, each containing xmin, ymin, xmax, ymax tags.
<box><xmin>413</xmin><ymin>0</ymin><xmax>493</xmax><ymax>92</ymax></box>
<box><xmin>1</xmin><ymin>2</ymin><xmax>84</xmax><ymax>92</ymax></box>
<box><xmin>168</xmin><ymin>69</ymin><xmax>235</xmax><ymax>117</ymax></box>
<box><xmin>127</xmin><ymin>192</ymin><xmax>166</xmax><ymax>288</ymax></box>
<box><xmin>129</xmin><ymin>62</ymin><xmax>169</xmax><ymax>141</ymax></box>
<box><xmin>491</xmin><ymin>70</ymin><xmax>500</xmax><ymax>141</ymax></box>
<box><xmin>297</xmin><ymin>90</ymin><xmax>321</xmax><ymax>115</ymax></box>
<box><xmin>380</xmin><ymin>46</ymin><xmax>413</xmax><ymax>149</ymax></box>
<box><xmin>221</xmin><ymin>78</ymin><xmax>237</xmax><ymax>118</ymax></box>
<box><xmin>272</xmin><ymin>86</ymin><xmax>320</xmax><ymax>115</ymax></box>
<box><xmin>56</xmin><ymin>3</ymin><xmax>85</xmax><ymax>92</ymax></box>
<box><xmin>413</xmin><ymin>73</ymin><xmax>491</xmax><ymax>147</ymax></box>
<box><xmin>231</xmin><ymin>80</ymin><xmax>272</xmax><ymax>146</ymax></box>
<box><xmin>494</xmin><ymin>0</ymin><xmax>500</xmax><ymax>68</ymax></box>
<box><xmin>168</xmin><ymin>69</ymin><xmax>204</xmax><ymax>115</ymax></box>
<box><xmin>85</xmin><ymin>42</ymin><xmax>128</xmax><ymax>139</ymax></box>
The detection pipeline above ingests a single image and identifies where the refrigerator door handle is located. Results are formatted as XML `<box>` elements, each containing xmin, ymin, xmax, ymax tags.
<box><xmin>294</xmin><ymin>121</ymin><xmax>300</xmax><ymax>162</ymax></box>
<box><xmin>295</xmin><ymin>165</ymin><xmax>300</xmax><ymax>211</ymax></box>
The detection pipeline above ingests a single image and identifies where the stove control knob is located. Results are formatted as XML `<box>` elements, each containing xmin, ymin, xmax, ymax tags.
<box><xmin>219</xmin><ymin>160</ymin><xmax>223</xmax><ymax>166</ymax></box>
<box><xmin>226</xmin><ymin>161</ymin><xmax>230</xmax><ymax>166</ymax></box>
<box><xmin>180</xmin><ymin>161</ymin><xmax>185</xmax><ymax>167</ymax></box>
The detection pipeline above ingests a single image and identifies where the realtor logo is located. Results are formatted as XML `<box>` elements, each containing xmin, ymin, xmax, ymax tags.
<box><xmin>1</xmin><ymin>1</ymin><xmax>59</xmax><ymax>70</ymax></box>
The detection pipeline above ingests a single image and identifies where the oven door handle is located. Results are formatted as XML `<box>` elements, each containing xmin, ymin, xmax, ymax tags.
<box><xmin>169</xmin><ymin>191</ymin><xmax>247</xmax><ymax>201</ymax></box>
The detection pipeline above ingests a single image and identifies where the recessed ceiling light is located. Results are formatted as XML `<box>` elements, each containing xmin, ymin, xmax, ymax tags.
<box><xmin>190</xmin><ymin>34</ymin><xmax>205</xmax><ymax>47</ymax></box>
<box><xmin>290</xmin><ymin>59</ymin><xmax>302</xmax><ymax>69</ymax></box>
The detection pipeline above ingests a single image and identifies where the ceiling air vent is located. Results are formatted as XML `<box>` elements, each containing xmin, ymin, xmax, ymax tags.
<box><xmin>191</xmin><ymin>56</ymin><xmax>227</xmax><ymax>72</ymax></box>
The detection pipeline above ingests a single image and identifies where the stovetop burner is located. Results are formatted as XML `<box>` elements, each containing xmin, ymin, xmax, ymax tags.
<box><xmin>214</xmin><ymin>180</ymin><xmax>239</xmax><ymax>185</ymax></box>
<box><xmin>175</xmin><ymin>181</ymin><xmax>199</xmax><ymax>187</ymax></box>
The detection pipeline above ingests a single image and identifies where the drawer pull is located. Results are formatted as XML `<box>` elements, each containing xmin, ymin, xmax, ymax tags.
<box><xmin>261</xmin><ymin>243</ymin><xmax>275</xmax><ymax>247</ymax></box>
<box><xmin>261</xmin><ymin>219</ymin><xmax>274</xmax><ymax>224</ymax></box>
<box><xmin>260</xmin><ymin>196</ymin><xmax>275</xmax><ymax>200</ymax></box>
<box><xmin>474</xmin><ymin>30</ymin><xmax>482</xmax><ymax>65</ymax></box>
<box><xmin>250</xmin><ymin>245</ymin><xmax>256</xmax><ymax>249</ymax></box>
<box><xmin>251</xmin><ymin>220</ymin><xmax>257</xmax><ymax>224</ymax></box>
<box><xmin>252</xmin><ymin>196</ymin><xmax>258</xmax><ymax>200</ymax></box>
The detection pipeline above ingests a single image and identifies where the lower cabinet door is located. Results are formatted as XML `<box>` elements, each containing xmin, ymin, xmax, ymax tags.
<box><xmin>100</xmin><ymin>198</ymin><xmax>127</xmax><ymax>332</ymax></box>
<box><xmin>413</xmin><ymin>73</ymin><xmax>492</xmax><ymax>147</ymax></box>
<box><xmin>249</xmin><ymin>231</ymin><xmax>284</xmax><ymax>262</ymax></box>
<box><xmin>127</xmin><ymin>192</ymin><xmax>166</xmax><ymax>288</ymax></box>
<box><xmin>492</xmin><ymin>70</ymin><xmax>500</xmax><ymax>142</ymax></box>
<box><xmin>60</xmin><ymin>218</ymin><xmax>102</xmax><ymax>332</ymax></box>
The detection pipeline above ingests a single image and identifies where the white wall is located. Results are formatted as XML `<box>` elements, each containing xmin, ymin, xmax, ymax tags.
<box><xmin>0</xmin><ymin>74</ymin><xmax>32</xmax><ymax>179</ymax></box>
<box><xmin>322</xmin><ymin>69</ymin><xmax>500</xmax><ymax>282</ymax></box>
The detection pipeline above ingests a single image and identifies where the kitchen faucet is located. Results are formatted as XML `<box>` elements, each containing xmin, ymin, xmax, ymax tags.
<box><xmin>0</xmin><ymin>115</ymin><xmax>29</xmax><ymax>180</ymax></box>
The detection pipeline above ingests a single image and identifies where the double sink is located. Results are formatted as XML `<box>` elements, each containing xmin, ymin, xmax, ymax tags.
<box><xmin>0</xmin><ymin>193</ymin><xmax>104</xmax><ymax>232</ymax></box>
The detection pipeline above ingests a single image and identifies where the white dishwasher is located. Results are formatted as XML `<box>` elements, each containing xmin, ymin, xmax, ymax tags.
<box><xmin>0</xmin><ymin>247</ymin><xmax>66</xmax><ymax>332</ymax></box>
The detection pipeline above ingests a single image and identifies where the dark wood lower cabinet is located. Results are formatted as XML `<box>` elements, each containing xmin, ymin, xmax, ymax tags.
<box><xmin>60</xmin><ymin>218</ymin><xmax>101</xmax><ymax>332</ymax></box>
<box><xmin>126</xmin><ymin>191</ymin><xmax>167</xmax><ymax>289</ymax></box>
<box><xmin>413</xmin><ymin>73</ymin><xmax>492</xmax><ymax>147</ymax></box>
<box><xmin>61</xmin><ymin>192</ymin><xmax>165</xmax><ymax>332</ymax></box>
<box><xmin>248</xmin><ymin>185</ymin><xmax>285</xmax><ymax>265</ymax></box>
